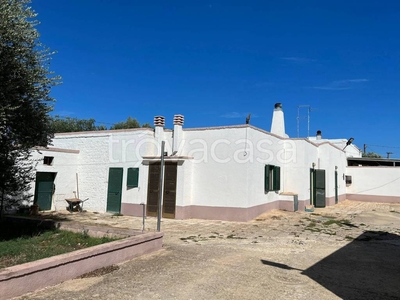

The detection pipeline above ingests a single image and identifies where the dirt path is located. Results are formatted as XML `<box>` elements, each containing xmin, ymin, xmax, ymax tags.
<box><xmin>15</xmin><ymin>200</ymin><xmax>400</xmax><ymax>300</ymax></box>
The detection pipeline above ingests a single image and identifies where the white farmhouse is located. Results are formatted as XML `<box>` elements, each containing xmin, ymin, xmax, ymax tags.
<box><xmin>30</xmin><ymin>103</ymin><xmax>398</xmax><ymax>221</ymax></box>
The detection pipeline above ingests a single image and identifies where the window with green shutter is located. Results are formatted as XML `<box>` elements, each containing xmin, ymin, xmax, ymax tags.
<box><xmin>273</xmin><ymin>166</ymin><xmax>281</xmax><ymax>191</ymax></box>
<box><xmin>127</xmin><ymin>167</ymin><xmax>139</xmax><ymax>188</ymax></box>
<box><xmin>264</xmin><ymin>165</ymin><xmax>270</xmax><ymax>192</ymax></box>
<box><xmin>264</xmin><ymin>164</ymin><xmax>281</xmax><ymax>192</ymax></box>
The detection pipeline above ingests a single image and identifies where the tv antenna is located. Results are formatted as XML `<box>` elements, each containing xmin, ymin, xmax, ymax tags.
<box><xmin>245</xmin><ymin>114</ymin><xmax>251</xmax><ymax>124</ymax></box>
<box><xmin>297</xmin><ymin>105</ymin><xmax>316</xmax><ymax>138</ymax></box>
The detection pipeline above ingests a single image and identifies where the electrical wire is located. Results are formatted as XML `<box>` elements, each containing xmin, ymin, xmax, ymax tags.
<box><xmin>367</xmin><ymin>144</ymin><xmax>400</xmax><ymax>149</ymax></box>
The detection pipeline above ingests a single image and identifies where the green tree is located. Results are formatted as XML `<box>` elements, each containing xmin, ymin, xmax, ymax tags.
<box><xmin>110</xmin><ymin>116</ymin><xmax>151</xmax><ymax>130</ymax></box>
<box><xmin>50</xmin><ymin>116</ymin><xmax>107</xmax><ymax>133</ymax></box>
<box><xmin>0</xmin><ymin>0</ymin><xmax>60</xmax><ymax>217</ymax></box>
<box><xmin>362</xmin><ymin>152</ymin><xmax>383</xmax><ymax>158</ymax></box>
<box><xmin>141</xmin><ymin>122</ymin><xmax>152</xmax><ymax>128</ymax></box>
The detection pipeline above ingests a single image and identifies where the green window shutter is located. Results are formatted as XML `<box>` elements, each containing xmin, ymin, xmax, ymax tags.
<box><xmin>264</xmin><ymin>165</ymin><xmax>270</xmax><ymax>192</ymax></box>
<box><xmin>273</xmin><ymin>166</ymin><xmax>281</xmax><ymax>191</ymax></box>
<box><xmin>127</xmin><ymin>167</ymin><xmax>139</xmax><ymax>188</ymax></box>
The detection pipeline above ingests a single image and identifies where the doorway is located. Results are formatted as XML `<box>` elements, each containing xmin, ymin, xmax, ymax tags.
<box><xmin>310</xmin><ymin>168</ymin><xmax>326</xmax><ymax>208</ymax></box>
<box><xmin>146</xmin><ymin>162</ymin><xmax>177</xmax><ymax>219</ymax></box>
<box><xmin>34</xmin><ymin>172</ymin><xmax>56</xmax><ymax>211</ymax></box>
<box><xmin>106</xmin><ymin>168</ymin><xmax>123</xmax><ymax>213</ymax></box>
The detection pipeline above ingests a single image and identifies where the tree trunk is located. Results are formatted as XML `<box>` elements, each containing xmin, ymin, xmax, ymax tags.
<box><xmin>0</xmin><ymin>189</ymin><xmax>4</xmax><ymax>221</ymax></box>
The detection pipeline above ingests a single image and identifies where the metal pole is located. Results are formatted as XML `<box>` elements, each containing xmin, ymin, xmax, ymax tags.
<box><xmin>157</xmin><ymin>141</ymin><xmax>165</xmax><ymax>232</ymax></box>
<box><xmin>307</xmin><ymin>106</ymin><xmax>310</xmax><ymax>138</ymax></box>
<box><xmin>335</xmin><ymin>169</ymin><xmax>338</xmax><ymax>204</ymax></box>
<box><xmin>76</xmin><ymin>173</ymin><xmax>79</xmax><ymax>199</ymax></box>
<box><xmin>140</xmin><ymin>203</ymin><xmax>145</xmax><ymax>232</ymax></box>
<box><xmin>297</xmin><ymin>105</ymin><xmax>312</xmax><ymax>138</ymax></box>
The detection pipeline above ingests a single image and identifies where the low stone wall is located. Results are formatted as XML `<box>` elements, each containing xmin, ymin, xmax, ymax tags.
<box><xmin>57</xmin><ymin>222</ymin><xmax>143</xmax><ymax>238</ymax></box>
<box><xmin>0</xmin><ymin>221</ymin><xmax>163</xmax><ymax>299</ymax></box>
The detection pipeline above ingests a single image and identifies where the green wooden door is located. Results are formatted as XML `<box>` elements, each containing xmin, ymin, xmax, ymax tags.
<box><xmin>107</xmin><ymin>168</ymin><xmax>123</xmax><ymax>213</ymax></box>
<box><xmin>34</xmin><ymin>172</ymin><xmax>55</xmax><ymax>211</ymax></box>
<box><xmin>314</xmin><ymin>169</ymin><xmax>326</xmax><ymax>208</ymax></box>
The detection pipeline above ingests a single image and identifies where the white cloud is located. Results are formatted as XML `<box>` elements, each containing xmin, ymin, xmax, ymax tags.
<box><xmin>338</xmin><ymin>79</ymin><xmax>368</xmax><ymax>83</ymax></box>
<box><xmin>220</xmin><ymin>112</ymin><xmax>258</xmax><ymax>119</ymax></box>
<box><xmin>312</xmin><ymin>86</ymin><xmax>351</xmax><ymax>91</ymax></box>
<box><xmin>220</xmin><ymin>112</ymin><xmax>244</xmax><ymax>118</ymax></box>
<box><xmin>311</xmin><ymin>79</ymin><xmax>368</xmax><ymax>90</ymax></box>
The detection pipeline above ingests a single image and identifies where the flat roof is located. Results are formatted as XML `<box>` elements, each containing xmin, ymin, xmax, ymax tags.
<box><xmin>347</xmin><ymin>157</ymin><xmax>400</xmax><ymax>166</ymax></box>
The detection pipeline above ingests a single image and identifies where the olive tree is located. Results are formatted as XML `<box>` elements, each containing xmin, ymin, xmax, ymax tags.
<box><xmin>0</xmin><ymin>0</ymin><xmax>60</xmax><ymax>217</ymax></box>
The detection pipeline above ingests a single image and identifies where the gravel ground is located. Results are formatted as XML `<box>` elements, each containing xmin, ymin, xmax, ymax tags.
<box><xmin>14</xmin><ymin>200</ymin><xmax>400</xmax><ymax>300</ymax></box>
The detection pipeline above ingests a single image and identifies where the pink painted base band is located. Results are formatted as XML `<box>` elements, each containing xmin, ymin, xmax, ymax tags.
<box><xmin>122</xmin><ymin>199</ymin><xmax>314</xmax><ymax>222</ymax></box>
<box><xmin>122</xmin><ymin>194</ymin><xmax>352</xmax><ymax>221</ymax></box>
<box><xmin>346</xmin><ymin>194</ymin><xmax>400</xmax><ymax>203</ymax></box>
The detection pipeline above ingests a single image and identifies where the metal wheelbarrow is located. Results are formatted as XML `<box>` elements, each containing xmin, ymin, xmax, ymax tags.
<box><xmin>65</xmin><ymin>197</ymin><xmax>89</xmax><ymax>212</ymax></box>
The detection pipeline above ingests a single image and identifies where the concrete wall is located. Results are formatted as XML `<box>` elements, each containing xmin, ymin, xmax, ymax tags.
<box><xmin>346</xmin><ymin>167</ymin><xmax>400</xmax><ymax>202</ymax></box>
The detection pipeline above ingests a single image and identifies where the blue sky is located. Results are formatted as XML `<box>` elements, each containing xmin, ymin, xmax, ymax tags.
<box><xmin>33</xmin><ymin>0</ymin><xmax>400</xmax><ymax>157</ymax></box>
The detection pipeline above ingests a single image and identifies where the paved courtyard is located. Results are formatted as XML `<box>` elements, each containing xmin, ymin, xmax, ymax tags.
<box><xmin>16</xmin><ymin>200</ymin><xmax>400</xmax><ymax>300</ymax></box>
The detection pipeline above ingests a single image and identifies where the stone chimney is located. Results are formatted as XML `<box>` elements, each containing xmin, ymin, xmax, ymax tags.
<box><xmin>154</xmin><ymin>116</ymin><xmax>165</xmax><ymax>155</ymax></box>
<box><xmin>270</xmin><ymin>103</ymin><xmax>287</xmax><ymax>137</ymax></box>
<box><xmin>172</xmin><ymin>114</ymin><xmax>184</xmax><ymax>155</ymax></box>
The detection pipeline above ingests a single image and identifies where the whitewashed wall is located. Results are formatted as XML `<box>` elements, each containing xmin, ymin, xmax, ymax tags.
<box><xmin>309</xmin><ymin>137</ymin><xmax>362</xmax><ymax>158</ymax></box>
<box><xmin>51</xmin><ymin>129</ymin><xmax>157</xmax><ymax>212</ymax></box>
<box><xmin>31</xmin><ymin>149</ymin><xmax>78</xmax><ymax>210</ymax></box>
<box><xmin>179</xmin><ymin>126</ymin><xmax>286</xmax><ymax>209</ymax></box>
<box><xmin>318</xmin><ymin>143</ymin><xmax>347</xmax><ymax>203</ymax></box>
<box><xmin>29</xmin><ymin>122</ymin><xmax>350</xmax><ymax>217</ymax></box>
<box><xmin>181</xmin><ymin>127</ymin><xmax>253</xmax><ymax>208</ymax></box>
<box><xmin>346</xmin><ymin>167</ymin><xmax>400</xmax><ymax>202</ymax></box>
<box><xmin>178</xmin><ymin>126</ymin><xmax>347</xmax><ymax>214</ymax></box>
<box><xmin>284</xmin><ymin>139</ymin><xmax>318</xmax><ymax>201</ymax></box>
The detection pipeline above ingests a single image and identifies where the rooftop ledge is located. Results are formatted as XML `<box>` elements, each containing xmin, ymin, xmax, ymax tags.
<box><xmin>142</xmin><ymin>156</ymin><xmax>194</xmax><ymax>163</ymax></box>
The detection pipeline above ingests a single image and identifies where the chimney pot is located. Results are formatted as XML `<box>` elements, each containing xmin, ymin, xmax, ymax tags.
<box><xmin>154</xmin><ymin>116</ymin><xmax>165</xmax><ymax>127</ymax></box>
<box><xmin>173</xmin><ymin>114</ymin><xmax>184</xmax><ymax>126</ymax></box>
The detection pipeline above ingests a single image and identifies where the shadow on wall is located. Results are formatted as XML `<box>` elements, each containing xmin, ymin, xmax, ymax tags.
<box><xmin>262</xmin><ymin>231</ymin><xmax>400</xmax><ymax>300</ymax></box>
